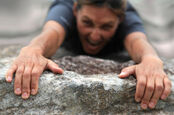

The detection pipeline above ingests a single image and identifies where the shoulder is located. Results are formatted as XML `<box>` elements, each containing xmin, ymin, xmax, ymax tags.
<box><xmin>51</xmin><ymin>0</ymin><xmax>74</xmax><ymax>7</ymax></box>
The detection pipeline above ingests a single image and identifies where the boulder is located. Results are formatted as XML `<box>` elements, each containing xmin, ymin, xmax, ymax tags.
<box><xmin>0</xmin><ymin>46</ymin><xmax>174</xmax><ymax>115</ymax></box>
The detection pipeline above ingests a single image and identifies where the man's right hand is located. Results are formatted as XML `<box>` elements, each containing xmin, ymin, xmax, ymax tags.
<box><xmin>5</xmin><ymin>46</ymin><xmax>63</xmax><ymax>99</ymax></box>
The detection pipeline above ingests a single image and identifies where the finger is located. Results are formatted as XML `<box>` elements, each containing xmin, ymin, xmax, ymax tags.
<box><xmin>46</xmin><ymin>60</ymin><xmax>63</xmax><ymax>74</ymax></box>
<box><xmin>118</xmin><ymin>65</ymin><xmax>135</xmax><ymax>78</ymax></box>
<box><xmin>22</xmin><ymin>66</ymin><xmax>33</xmax><ymax>99</ymax></box>
<box><xmin>148</xmin><ymin>77</ymin><xmax>163</xmax><ymax>109</ymax></box>
<box><xmin>161</xmin><ymin>77</ymin><xmax>172</xmax><ymax>100</ymax></box>
<box><xmin>31</xmin><ymin>65</ymin><xmax>43</xmax><ymax>95</ymax></box>
<box><xmin>135</xmin><ymin>75</ymin><xmax>146</xmax><ymax>103</ymax></box>
<box><xmin>6</xmin><ymin>64</ymin><xmax>17</xmax><ymax>82</ymax></box>
<box><xmin>14</xmin><ymin>65</ymin><xmax>24</xmax><ymax>95</ymax></box>
<box><xmin>141</xmin><ymin>76</ymin><xmax>154</xmax><ymax>109</ymax></box>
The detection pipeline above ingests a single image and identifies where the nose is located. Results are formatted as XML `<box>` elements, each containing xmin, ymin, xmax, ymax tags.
<box><xmin>90</xmin><ymin>29</ymin><xmax>101</xmax><ymax>41</ymax></box>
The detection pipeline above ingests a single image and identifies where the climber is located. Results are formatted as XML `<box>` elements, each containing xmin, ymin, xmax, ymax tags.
<box><xmin>6</xmin><ymin>0</ymin><xmax>171</xmax><ymax>110</ymax></box>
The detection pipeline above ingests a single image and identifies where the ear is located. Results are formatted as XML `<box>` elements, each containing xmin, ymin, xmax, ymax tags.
<box><xmin>73</xmin><ymin>2</ymin><xmax>78</xmax><ymax>17</ymax></box>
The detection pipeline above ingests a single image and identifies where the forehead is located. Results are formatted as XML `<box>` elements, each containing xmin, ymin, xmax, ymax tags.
<box><xmin>77</xmin><ymin>5</ymin><xmax>119</xmax><ymax>23</ymax></box>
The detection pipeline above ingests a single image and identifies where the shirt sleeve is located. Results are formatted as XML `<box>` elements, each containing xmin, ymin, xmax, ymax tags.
<box><xmin>45</xmin><ymin>0</ymin><xmax>74</xmax><ymax>35</ymax></box>
<box><xmin>119</xmin><ymin>2</ymin><xmax>145</xmax><ymax>37</ymax></box>
<box><xmin>109</xmin><ymin>2</ymin><xmax>145</xmax><ymax>52</ymax></box>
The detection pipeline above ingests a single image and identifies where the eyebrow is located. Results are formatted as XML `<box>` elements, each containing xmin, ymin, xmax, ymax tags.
<box><xmin>103</xmin><ymin>21</ymin><xmax>115</xmax><ymax>25</ymax></box>
<box><xmin>82</xmin><ymin>16</ymin><xmax>92</xmax><ymax>21</ymax></box>
<box><xmin>82</xmin><ymin>16</ymin><xmax>115</xmax><ymax>25</ymax></box>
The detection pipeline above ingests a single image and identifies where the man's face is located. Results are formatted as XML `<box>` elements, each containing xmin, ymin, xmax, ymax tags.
<box><xmin>74</xmin><ymin>5</ymin><xmax>120</xmax><ymax>55</ymax></box>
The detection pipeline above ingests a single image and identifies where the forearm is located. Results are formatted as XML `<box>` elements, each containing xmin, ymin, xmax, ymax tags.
<box><xmin>27</xmin><ymin>21</ymin><xmax>65</xmax><ymax>58</ymax></box>
<box><xmin>124</xmin><ymin>32</ymin><xmax>161</xmax><ymax>63</ymax></box>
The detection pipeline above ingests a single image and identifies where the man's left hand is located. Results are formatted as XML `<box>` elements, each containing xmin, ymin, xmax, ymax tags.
<box><xmin>118</xmin><ymin>57</ymin><xmax>172</xmax><ymax>109</ymax></box>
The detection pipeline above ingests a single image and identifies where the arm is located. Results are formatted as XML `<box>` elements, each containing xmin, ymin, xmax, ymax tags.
<box><xmin>124</xmin><ymin>32</ymin><xmax>159</xmax><ymax>63</ymax></box>
<box><xmin>118</xmin><ymin>3</ymin><xmax>172</xmax><ymax>110</ymax></box>
<box><xmin>119</xmin><ymin>32</ymin><xmax>172</xmax><ymax>110</ymax></box>
<box><xmin>6</xmin><ymin>0</ymin><xmax>74</xmax><ymax>99</ymax></box>
<box><xmin>31</xmin><ymin>0</ymin><xmax>74</xmax><ymax>57</ymax></box>
<box><xmin>6</xmin><ymin>21</ymin><xmax>65</xmax><ymax>99</ymax></box>
<box><xmin>28</xmin><ymin>21</ymin><xmax>65</xmax><ymax>58</ymax></box>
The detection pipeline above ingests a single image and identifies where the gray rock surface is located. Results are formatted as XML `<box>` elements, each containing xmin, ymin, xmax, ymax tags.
<box><xmin>0</xmin><ymin>46</ymin><xmax>174</xmax><ymax>115</ymax></box>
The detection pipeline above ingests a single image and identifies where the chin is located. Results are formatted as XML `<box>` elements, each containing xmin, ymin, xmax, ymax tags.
<box><xmin>84</xmin><ymin>48</ymin><xmax>100</xmax><ymax>55</ymax></box>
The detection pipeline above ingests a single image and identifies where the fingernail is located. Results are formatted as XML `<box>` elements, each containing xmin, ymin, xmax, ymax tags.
<box><xmin>15</xmin><ymin>88</ymin><xmax>21</xmax><ymax>93</ymax></box>
<box><xmin>58</xmin><ymin>68</ymin><xmax>63</xmax><ymax>71</ymax></box>
<box><xmin>161</xmin><ymin>94</ymin><xmax>166</xmax><ymax>99</ymax></box>
<box><xmin>31</xmin><ymin>89</ymin><xmax>36</xmax><ymax>94</ymax></box>
<box><xmin>136</xmin><ymin>98</ymin><xmax>141</xmax><ymax>102</ymax></box>
<box><xmin>149</xmin><ymin>102</ymin><xmax>155</xmax><ymax>108</ymax></box>
<box><xmin>58</xmin><ymin>68</ymin><xmax>64</xmax><ymax>74</ymax></box>
<box><xmin>7</xmin><ymin>77</ymin><xmax>12</xmax><ymax>82</ymax></box>
<box><xmin>119</xmin><ymin>72</ymin><xmax>126</xmax><ymax>76</ymax></box>
<box><xmin>22</xmin><ymin>93</ymin><xmax>28</xmax><ymax>98</ymax></box>
<box><xmin>142</xmin><ymin>104</ymin><xmax>147</xmax><ymax>109</ymax></box>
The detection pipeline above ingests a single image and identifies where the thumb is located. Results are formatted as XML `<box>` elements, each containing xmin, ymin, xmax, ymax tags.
<box><xmin>46</xmin><ymin>60</ymin><xmax>64</xmax><ymax>74</ymax></box>
<box><xmin>118</xmin><ymin>65</ymin><xmax>136</xmax><ymax>78</ymax></box>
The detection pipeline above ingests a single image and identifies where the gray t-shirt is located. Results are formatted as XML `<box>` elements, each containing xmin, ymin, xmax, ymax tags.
<box><xmin>46</xmin><ymin>0</ymin><xmax>145</xmax><ymax>56</ymax></box>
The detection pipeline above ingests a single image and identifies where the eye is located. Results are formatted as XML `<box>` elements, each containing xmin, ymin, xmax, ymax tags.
<box><xmin>82</xmin><ymin>20</ymin><xmax>93</xmax><ymax>27</ymax></box>
<box><xmin>101</xmin><ymin>25</ymin><xmax>113</xmax><ymax>31</ymax></box>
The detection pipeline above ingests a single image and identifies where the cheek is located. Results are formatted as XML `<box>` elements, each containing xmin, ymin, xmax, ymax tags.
<box><xmin>77</xmin><ymin>20</ymin><xmax>91</xmax><ymax>36</ymax></box>
<box><xmin>102</xmin><ymin>29</ymin><xmax>116</xmax><ymax>40</ymax></box>
<box><xmin>105</xmin><ymin>24</ymin><xmax>119</xmax><ymax>39</ymax></box>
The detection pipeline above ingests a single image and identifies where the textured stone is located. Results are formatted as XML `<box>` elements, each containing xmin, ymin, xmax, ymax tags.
<box><xmin>0</xmin><ymin>46</ymin><xmax>174</xmax><ymax>115</ymax></box>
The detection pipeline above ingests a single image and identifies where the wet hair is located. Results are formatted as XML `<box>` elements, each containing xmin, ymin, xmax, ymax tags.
<box><xmin>76</xmin><ymin>0</ymin><xmax>127</xmax><ymax>19</ymax></box>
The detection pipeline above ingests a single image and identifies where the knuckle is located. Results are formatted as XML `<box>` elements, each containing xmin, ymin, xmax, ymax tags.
<box><xmin>151</xmin><ymin>97</ymin><xmax>158</xmax><ymax>102</ymax></box>
<box><xmin>136</xmin><ymin>92</ymin><xmax>143</xmax><ymax>98</ymax></box>
<box><xmin>31</xmin><ymin>84</ymin><xmax>36</xmax><ymax>89</ymax></box>
<box><xmin>32</xmin><ymin>71</ymin><xmax>39</xmax><ymax>77</ymax></box>
<box><xmin>156</xmin><ymin>85</ymin><xmax>163</xmax><ymax>91</ymax></box>
<box><xmin>165</xmin><ymin>88</ymin><xmax>171</xmax><ymax>94</ymax></box>
<box><xmin>31</xmin><ymin>83</ymin><xmax>37</xmax><ymax>89</ymax></box>
<box><xmin>14</xmin><ymin>84</ymin><xmax>21</xmax><ymax>89</ymax></box>
<box><xmin>23</xmin><ymin>72</ymin><xmax>31</xmax><ymax>78</ymax></box>
<box><xmin>122</xmin><ymin>68</ymin><xmax>129</xmax><ymax>72</ymax></box>
<box><xmin>136</xmin><ymin>95</ymin><xmax>142</xmax><ymax>99</ymax></box>
<box><xmin>38</xmin><ymin>63</ymin><xmax>45</xmax><ymax>67</ymax></box>
<box><xmin>17</xmin><ymin>68</ymin><xmax>24</xmax><ymax>74</ymax></box>
<box><xmin>169</xmin><ymin>83</ymin><xmax>172</xmax><ymax>88</ymax></box>
<box><xmin>32</xmin><ymin>68</ymin><xmax>43</xmax><ymax>77</ymax></box>
<box><xmin>139</xmin><ymin>81</ymin><xmax>146</xmax><ymax>87</ymax></box>
<box><xmin>25</xmin><ymin>60</ymin><xmax>33</xmax><ymax>65</ymax></box>
<box><xmin>14</xmin><ymin>79</ymin><xmax>20</xmax><ymax>85</ymax></box>
<box><xmin>11</xmin><ymin>64</ymin><xmax>17</xmax><ymax>70</ymax></box>
<box><xmin>7</xmin><ymin>70</ymin><xmax>13</xmax><ymax>75</ymax></box>
<box><xmin>31</xmin><ymin>78</ymin><xmax>39</xmax><ymax>89</ymax></box>
<box><xmin>163</xmin><ymin>74</ymin><xmax>167</xmax><ymax>78</ymax></box>
<box><xmin>8</xmin><ymin>65</ymin><xmax>16</xmax><ymax>73</ymax></box>
<box><xmin>168</xmin><ymin>81</ymin><xmax>172</xmax><ymax>87</ymax></box>
<box><xmin>147</xmin><ymin>85</ymin><xmax>154</xmax><ymax>92</ymax></box>
<box><xmin>142</xmin><ymin>98</ymin><xmax>148</xmax><ymax>103</ymax></box>
<box><xmin>22</xmin><ymin>87</ymin><xmax>29</xmax><ymax>92</ymax></box>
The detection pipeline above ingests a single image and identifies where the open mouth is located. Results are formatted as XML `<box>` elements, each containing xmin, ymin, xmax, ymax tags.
<box><xmin>86</xmin><ymin>38</ymin><xmax>101</xmax><ymax>47</ymax></box>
